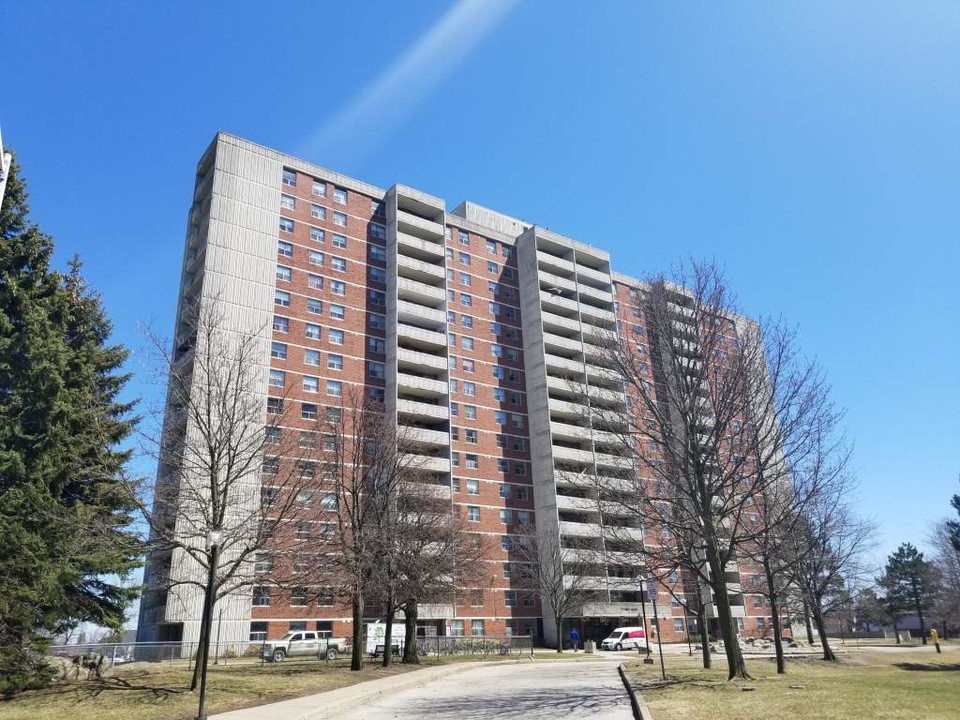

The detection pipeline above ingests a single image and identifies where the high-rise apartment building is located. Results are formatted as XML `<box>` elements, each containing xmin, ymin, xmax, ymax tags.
<box><xmin>138</xmin><ymin>133</ymin><xmax>773</xmax><ymax>649</ymax></box>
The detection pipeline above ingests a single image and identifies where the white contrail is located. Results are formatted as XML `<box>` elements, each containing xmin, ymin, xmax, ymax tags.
<box><xmin>298</xmin><ymin>0</ymin><xmax>518</xmax><ymax>163</ymax></box>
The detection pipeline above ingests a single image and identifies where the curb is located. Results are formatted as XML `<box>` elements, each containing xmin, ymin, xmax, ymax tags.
<box><xmin>618</xmin><ymin>663</ymin><xmax>654</xmax><ymax>720</ymax></box>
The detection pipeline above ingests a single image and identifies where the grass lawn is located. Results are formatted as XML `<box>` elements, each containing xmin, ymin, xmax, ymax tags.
<box><xmin>630</xmin><ymin>645</ymin><xmax>960</xmax><ymax>720</ymax></box>
<box><xmin>0</xmin><ymin>648</ymin><xmax>578</xmax><ymax>720</ymax></box>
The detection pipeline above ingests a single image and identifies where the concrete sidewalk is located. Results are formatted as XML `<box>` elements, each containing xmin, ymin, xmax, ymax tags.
<box><xmin>208</xmin><ymin>661</ymin><xmax>514</xmax><ymax>720</ymax></box>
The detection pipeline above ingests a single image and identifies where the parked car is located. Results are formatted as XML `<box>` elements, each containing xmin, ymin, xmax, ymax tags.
<box><xmin>260</xmin><ymin>632</ymin><xmax>349</xmax><ymax>662</ymax></box>
<box><xmin>600</xmin><ymin>626</ymin><xmax>649</xmax><ymax>652</ymax></box>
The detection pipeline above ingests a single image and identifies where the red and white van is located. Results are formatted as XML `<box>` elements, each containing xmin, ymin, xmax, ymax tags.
<box><xmin>601</xmin><ymin>626</ymin><xmax>648</xmax><ymax>651</ymax></box>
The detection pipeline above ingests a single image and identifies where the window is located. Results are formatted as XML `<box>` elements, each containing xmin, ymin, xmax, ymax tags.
<box><xmin>494</xmin><ymin>411</ymin><xmax>506</xmax><ymax>425</ymax></box>
<box><xmin>486</xmin><ymin>239</ymin><xmax>497</xmax><ymax>254</ymax></box>
<box><xmin>511</xmin><ymin>414</ymin><xmax>523</xmax><ymax>428</ymax></box>
<box><xmin>275</xmin><ymin>290</ymin><xmax>291</xmax><ymax>307</ymax></box>
<box><xmin>328</xmin><ymin>329</ymin><xmax>344</xmax><ymax>345</ymax></box>
<box><xmin>307</xmin><ymin>298</ymin><xmax>323</xmax><ymax>315</ymax></box>
<box><xmin>304</xmin><ymin>348</ymin><xmax>320</xmax><ymax>366</ymax></box>
<box><xmin>458</xmin><ymin>230</ymin><xmax>470</xmax><ymax>246</ymax></box>
<box><xmin>451</xmin><ymin>451</ymin><xmax>460</xmax><ymax>467</ymax></box>
<box><xmin>270</xmin><ymin>341</ymin><xmax>287</xmax><ymax>360</ymax></box>
<box><xmin>252</xmin><ymin>586</ymin><xmax>271</xmax><ymax>606</ymax></box>
<box><xmin>266</xmin><ymin>397</ymin><xmax>284</xmax><ymax>416</ymax></box>
<box><xmin>282</xmin><ymin>169</ymin><xmax>297</xmax><ymax>187</ymax></box>
<box><xmin>449</xmin><ymin>333</ymin><xmax>457</xmax><ymax>347</ymax></box>
<box><xmin>466</xmin><ymin>454</ymin><xmax>479</xmax><ymax>469</ymax></box>
<box><xmin>297</xmin><ymin>460</ymin><xmax>315</xmax><ymax>479</ymax></box>
<box><xmin>369</xmin><ymin>313</ymin><xmax>386</xmax><ymax>330</ymax></box>
<box><xmin>255</xmin><ymin>553</ymin><xmax>273</xmax><ymax>574</ymax></box>
<box><xmin>273</xmin><ymin>316</ymin><xmax>289</xmax><ymax>333</ymax></box>
<box><xmin>303</xmin><ymin>376</ymin><xmax>319</xmax><ymax>393</ymax></box>
<box><xmin>517</xmin><ymin>511</ymin><xmax>531</xmax><ymax>525</ymax></box>
<box><xmin>467</xmin><ymin>506</ymin><xmax>480</xmax><ymax>522</ymax></box>
<box><xmin>494</xmin><ymin>388</ymin><xmax>506</xmax><ymax>402</ymax></box>
<box><xmin>451</xmin><ymin>477</ymin><xmax>461</xmax><ymax>492</ymax></box>
<box><xmin>462</xmin><ymin>479</ymin><xmax>479</xmax><ymax>497</ymax></box>
<box><xmin>367</xmin><ymin>362</ymin><xmax>385</xmax><ymax>379</ymax></box>
<box><xmin>331</xmin><ymin>256</ymin><xmax>347</xmax><ymax>272</ymax></box>
<box><xmin>331</xmin><ymin>280</ymin><xmax>346</xmax><ymax>296</ymax></box>
<box><xmin>369</xmin><ymin>244</ymin><xmax>386</xmax><ymax>261</ymax></box>
<box><xmin>463</xmin><ymin>382</ymin><xmax>476</xmax><ymax>397</ymax></box>
<box><xmin>327</xmin><ymin>380</ymin><xmax>342</xmax><ymax>397</ymax></box>
<box><xmin>310</xmin><ymin>227</ymin><xmax>325</xmax><ymax>243</ymax></box>
<box><xmin>276</xmin><ymin>265</ymin><xmax>292</xmax><ymax>282</ymax></box>
<box><xmin>368</xmin><ymin>337</ymin><xmax>385</xmax><ymax>353</ymax></box>
<box><xmin>325</xmin><ymin>407</ymin><xmax>342</xmax><ymax>424</ymax></box>
<box><xmin>301</xmin><ymin>403</ymin><xmax>318</xmax><ymax>420</ymax></box>
<box><xmin>305</xmin><ymin>323</ymin><xmax>321</xmax><ymax>340</ymax></box>
<box><xmin>330</xmin><ymin>304</ymin><xmax>345</xmax><ymax>320</ymax></box>
<box><xmin>450</xmin><ymin>620</ymin><xmax>465</xmax><ymax>637</ymax></box>
<box><xmin>332</xmin><ymin>233</ymin><xmax>347</xmax><ymax>249</ymax></box>
<box><xmin>269</xmin><ymin>369</ymin><xmax>285</xmax><ymax>388</ymax></box>
<box><xmin>487</xmin><ymin>260</ymin><xmax>498</xmax><ymax>274</ymax></box>
<box><xmin>465</xmin><ymin>429</ymin><xmax>477</xmax><ymax>444</ymax></box>
<box><xmin>492</xmin><ymin>366</ymin><xmax>505</xmax><ymax>380</ymax></box>
<box><xmin>461</xmin><ymin>293</ymin><xmax>472</xmax><ymax>307</ymax></box>
<box><xmin>333</xmin><ymin>186</ymin><xmax>348</xmax><ymax>204</ymax></box>
<box><xmin>313</xmin><ymin>179</ymin><xmax>326</xmax><ymax>197</ymax></box>
<box><xmin>459</xmin><ymin>273</ymin><xmax>471</xmax><ymax>287</ymax></box>
<box><xmin>471</xmin><ymin>620</ymin><xmax>484</xmax><ymax>637</ymax></box>
<box><xmin>461</xmin><ymin>315</ymin><xmax>474</xmax><ymax>329</ymax></box>
<box><xmin>333</xmin><ymin>211</ymin><xmax>347</xmax><ymax>227</ymax></box>
<box><xmin>500</xmin><ymin>509</ymin><xmax>512</xmax><ymax>524</ymax></box>
<box><xmin>280</xmin><ymin>193</ymin><xmax>297</xmax><ymax>211</ymax></box>
<box><xmin>368</xmin><ymin>289</ymin><xmax>385</xmax><ymax>306</ymax></box>
<box><xmin>497</xmin><ymin>459</ymin><xmax>508</xmax><ymax>473</ymax></box>
<box><xmin>279</xmin><ymin>217</ymin><xmax>294</xmax><ymax>233</ymax></box>
<box><xmin>463</xmin><ymin>359</ymin><xmax>475</xmax><ymax>374</ymax></box>
<box><xmin>277</xmin><ymin>240</ymin><xmax>293</xmax><ymax>257</ymax></box>
<box><xmin>507</xmin><ymin>348</ymin><xmax>520</xmax><ymax>362</ymax></box>
<box><xmin>459</xmin><ymin>251</ymin><xmax>470</xmax><ymax>265</ymax></box>
<box><xmin>516</xmin><ymin>488</ymin><xmax>528</xmax><ymax>501</ymax></box>
<box><xmin>370</xmin><ymin>222</ymin><xmax>386</xmax><ymax>240</ymax></box>
<box><xmin>309</xmin><ymin>250</ymin><xmax>324</xmax><ymax>267</ymax></box>
<box><xmin>491</xmin><ymin>344</ymin><xmax>504</xmax><ymax>358</ymax></box>
<box><xmin>464</xmin><ymin>405</ymin><xmax>477</xmax><ymax>420</ymax></box>
<box><xmin>450</xmin><ymin>402</ymin><xmax>459</xmax><ymax>417</ymax></box>
<box><xmin>491</xmin><ymin>323</ymin><xmax>502</xmax><ymax>336</ymax></box>
<box><xmin>369</xmin><ymin>267</ymin><xmax>386</xmax><ymax>284</ymax></box>
<box><xmin>308</xmin><ymin>274</ymin><xmax>324</xmax><ymax>291</ymax></box>
<box><xmin>512</xmin><ymin>437</ymin><xmax>525</xmax><ymax>451</ymax></box>
<box><xmin>462</xmin><ymin>337</ymin><xmax>474</xmax><ymax>351</ymax></box>
<box><xmin>265</xmin><ymin>426</ymin><xmax>281</xmax><ymax>445</ymax></box>
<box><xmin>261</xmin><ymin>458</ymin><xmax>279</xmax><ymax>477</ymax></box>
<box><xmin>295</xmin><ymin>522</ymin><xmax>311</xmax><ymax>540</ymax></box>
<box><xmin>310</xmin><ymin>204</ymin><xmax>326</xmax><ymax>221</ymax></box>
<box><xmin>290</xmin><ymin>588</ymin><xmax>307</xmax><ymax>607</ymax></box>
<box><xmin>500</xmin><ymin>536</ymin><xmax>514</xmax><ymax>551</ymax></box>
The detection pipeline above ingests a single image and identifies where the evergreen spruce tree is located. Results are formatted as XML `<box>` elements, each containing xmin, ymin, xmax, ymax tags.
<box><xmin>0</xmin><ymin>152</ymin><xmax>141</xmax><ymax>694</ymax></box>
<box><xmin>879</xmin><ymin>543</ymin><xmax>939</xmax><ymax>645</ymax></box>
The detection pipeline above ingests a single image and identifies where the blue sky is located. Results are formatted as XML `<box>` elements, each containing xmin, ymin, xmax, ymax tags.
<box><xmin>3</xmin><ymin>0</ymin><xmax>958</xmax><ymax>566</ymax></box>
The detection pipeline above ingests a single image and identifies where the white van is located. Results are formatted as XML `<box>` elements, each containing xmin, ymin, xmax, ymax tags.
<box><xmin>601</xmin><ymin>626</ymin><xmax>648</xmax><ymax>651</ymax></box>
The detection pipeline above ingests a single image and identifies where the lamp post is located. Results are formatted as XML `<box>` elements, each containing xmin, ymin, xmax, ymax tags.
<box><xmin>196</xmin><ymin>529</ymin><xmax>222</xmax><ymax>720</ymax></box>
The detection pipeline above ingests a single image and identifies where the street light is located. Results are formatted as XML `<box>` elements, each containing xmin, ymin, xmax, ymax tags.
<box><xmin>196</xmin><ymin>529</ymin><xmax>222</xmax><ymax>720</ymax></box>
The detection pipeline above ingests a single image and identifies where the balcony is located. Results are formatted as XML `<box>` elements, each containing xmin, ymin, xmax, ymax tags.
<box><xmin>397</xmin><ymin>254</ymin><xmax>446</xmax><ymax>284</ymax></box>
<box><xmin>547</xmin><ymin>374</ymin><xmax>579</xmax><ymax>399</ymax></box>
<box><xmin>543</xmin><ymin>331</ymin><xmax>582</xmax><ymax>356</ymax></box>
<box><xmin>552</xmin><ymin>445</ymin><xmax>594</xmax><ymax>466</ymax></box>
<box><xmin>550</xmin><ymin>420</ymin><xmax>592</xmax><ymax>442</ymax></box>
<box><xmin>548</xmin><ymin>397</ymin><xmax>584</xmax><ymax>420</ymax></box>
<box><xmin>397</xmin><ymin>299</ymin><xmax>445</xmax><ymax>329</ymax></box>
<box><xmin>397</xmin><ymin>398</ymin><xmax>449</xmax><ymax>421</ymax></box>
<box><xmin>396</xmin><ymin>347</ymin><xmax>447</xmax><ymax>374</ymax></box>
<box><xmin>397</xmin><ymin>209</ymin><xmax>444</xmax><ymax>242</ymax></box>
<box><xmin>406</xmin><ymin>427</ymin><xmax>450</xmax><ymax>448</ymax></box>
<box><xmin>397</xmin><ymin>323</ymin><xmax>447</xmax><ymax>351</ymax></box>
<box><xmin>559</xmin><ymin>520</ymin><xmax>603</xmax><ymax>538</ymax></box>
<box><xmin>587</xmin><ymin>385</ymin><xmax>626</xmax><ymax>408</ymax></box>
<box><xmin>540</xmin><ymin>290</ymin><xmax>579</xmax><ymax>316</ymax></box>
<box><xmin>541</xmin><ymin>310</ymin><xmax>580</xmax><ymax>337</ymax></box>
<box><xmin>397</xmin><ymin>372</ymin><xmax>448</xmax><ymax>398</ymax></box>
<box><xmin>556</xmin><ymin>494</ymin><xmax>599</xmax><ymax>513</ymax></box>
<box><xmin>595</xmin><ymin>451</ymin><xmax>633</xmax><ymax>470</ymax></box>
<box><xmin>537</xmin><ymin>250</ymin><xmax>575</xmax><ymax>277</ymax></box>
<box><xmin>414</xmin><ymin>454</ymin><xmax>451</xmax><ymax>474</ymax></box>
<box><xmin>538</xmin><ymin>270</ymin><xmax>577</xmax><ymax>297</ymax></box>
<box><xmin>545</xmin><ymin>352</ymin><xmax>584</xmax><ymax>378</ymax></box>
<box><xmin>577</xmin><ymin>283</ymin><xmax>614</xmax><ymax>307</ymax></box>
<box><xmin>397</xmin><ymin>277</ymin><xmax>445</xmax><ymax>307</ymax></box>
<box><xmin>575</xmin><ymin>263</ymin><xmax>612</xmax><ymax>289</ymax></box>
<box><xmin>578</xmin><ymin>302</ymin><xmax>616</xmax><ymax>325</ymax></box>
<box><xmin>397</xmin><ymin>231</ymin><xmax>445</xmax><ymax>261</ymax></box>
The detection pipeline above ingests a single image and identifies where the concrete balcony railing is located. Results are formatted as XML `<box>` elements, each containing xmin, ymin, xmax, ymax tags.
<box><xmin>547</xmin><ymin>374</ymin><xmax>579</xmax><ymax>399</ymax></box>
<box><xmin>543</xmin><ymin>331</ymin><xmax>582</xmax><ymax>356</ymax></box>
<box><xmin>397</xmin><ymin>276</ymin><xmax>446</xmax><ymax>306</ymax></box>
<box><xmin>414</xmin><ymin>454</ymin><xmax>451</xmax><ymax>474</ymax></box>
<box><xmin>397</xmin><ymin>299</ymin><xmax>446</xmax><ymax>328</ymax></box>
<box><xmin>397</xmin><ymin>209</ymin><xmax>444</xmax><ymax>242</ymax></box>
<box><xmin>577</xmin><ymin>283</ymin><xmax>614</xmax><ymax>307</ymax></box>
<box><xmin>550</xmin><ymin>420</ymin><xmax>593</xmax><ymax>442</ymax></box>
<box><xmin>541</xmin><ymin>310</ymin><xmax>580</xmax><ymax>336</ymax></box>
<box><xmin>544</xmin><ymin>352</ymin><xmax>584</xmax><ymax>378</ymax></box>
<box><xmin>548</xmin><ymin>397</ymin><xmax>584</xmax><ymax>420</ymax></box>
<box><xmin>575</xmin><ymin>262</ymin><xmax>612</xmax><ymax>289</ymax></box>
<box><xmin>397</xmin><ymin>253</ymin><xmax>446</xmax><ymax>283</ymax></box>
<box><xmin>595</xmin><ymin>451</ymin><xmax>633</xmax><ymax>470</ymax></box>
<box><xmin>397</xmin><ymin>323</ymin><xmax>447</xmax><ymax>350</ymax></box>
<box><xmin>559</xmin><ymin>520</ymin><xmax>603</xmax><ymax>538</ymax></box>
<box><xmin>537</xmin><ymin>250</ymin><xmax>575</xmax><ymax>277</ymax></box>
<box><xmin>396</xmin><ymin>346</ymin><xmax>448</xmax><ymax>373</ymax></box>
<box><xmin>578</xmin><ymin>302</ymin><xmax>616</xmax><ymax>325</ymax></box>
<box><xmin>397</xmin><ymin>230</ymin><xmax>445</xmax><ymax>260</ymax></box>
<box><xmin>552</xmin><ymin>445</ymin><xmax>594</xmax><ymax>466</ymax></box>
<box><xmin>556</xmin><ymin>494</ymin><xmax>599</xmax><ymax>513</ymax></box>
<box><xmin>397</xmin><ymin>398</ymin><xmax>449</xmax><ymax>421</ymax></box>
<box><xmin>406</xmin><ymin>427</ymin><xmax>450</xmax><ymax>447</ymax></box>
<box><xmin>397</xmin><ymin>372</ymin><xmax>448</xmax><ymax>397</ymax></box>
<box><xmin>540</xmin><ymin>290</ymin><xmax>579</xmax><ymax>315</ymax></box>
<box><xmin>538</xmin><ymin>270</ymin><xmax>578</xmax><ymax>297</ymax></box>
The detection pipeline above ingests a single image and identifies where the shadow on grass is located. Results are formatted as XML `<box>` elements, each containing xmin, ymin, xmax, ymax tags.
<box><xmin>893</xmin><ymin>662</ymin><xmax>960</xmax><ymax>672</ymax></box>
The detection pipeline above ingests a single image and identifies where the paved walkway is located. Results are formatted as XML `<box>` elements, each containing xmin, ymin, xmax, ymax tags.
<box><xmin>210</xmin><ymin>657</ymin><xmax>634</xmax><ymax>720</ymax></box>
<box><xmin>334</xmin><ymin>659</ymin><xmax>633</xmax><ymax>720</ymax></box>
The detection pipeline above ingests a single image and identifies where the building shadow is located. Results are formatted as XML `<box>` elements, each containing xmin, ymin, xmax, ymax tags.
<box><xmin>893</xmin><ymin>662</ymin><xmax>960</xmax><ymax>672</ymax></box>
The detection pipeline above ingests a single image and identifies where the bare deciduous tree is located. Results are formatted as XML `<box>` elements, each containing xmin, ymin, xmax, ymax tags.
<box><xmin>137</xmin><ymin>300</ymin><xmax>323</xmax><ymax>688</ymax></box>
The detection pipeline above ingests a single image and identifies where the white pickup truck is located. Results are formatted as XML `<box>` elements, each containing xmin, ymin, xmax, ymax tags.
<box><xmin>260</xmin><ymin>631</ymin><xmax>349</xmax><ymax>662</ymax></box>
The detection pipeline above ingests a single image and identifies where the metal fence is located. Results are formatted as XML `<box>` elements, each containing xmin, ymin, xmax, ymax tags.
<box><xmin>46</xmin><ymin>634</ymin><xmax>534</xmax><ymax>670</ymax></box>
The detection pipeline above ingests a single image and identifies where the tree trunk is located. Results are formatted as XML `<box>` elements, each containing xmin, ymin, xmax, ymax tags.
<box><xmin>763</xmin><ymin>561</ymin><xmax>785</xmax><ymax>674</ymax></box>
<box><xmin>914</xmin><ymin>588</ymin><xmax>928</xmax><ymax>645</ymax></box>
<box><xmin>802</xmin><ymin>597</ymin><xmax>815</xmax><ymax>644</ymax></box>
<box><xmin>811</xmin><ymin>600</ymin><xmax>835</xmax><ymax>661</ymax></box>
<box><xmin>402</xmin><ymin>597</ymin><xmax>419</xmax><ymax>664</ymax></box>
<box><xmin>694</xmin><ymin>578</ymin><xmax>711</xmax><ymax>669</ymax></box>
<box><xmin>351</xmin><ymin>589</ymin><xmax>364</xmax><ymax>671</ymax></box>
<box><xmin>708</xmin><ymin>556</ymin><xmax>749</xmax><ymax>679</ymax></box>
<box><xmin>555</xmin><ymin>617</ymin><xmax>563</xmax><ymax>653</ymax></box>
<box><xmin>382</xmin><ymin>596</ymin><xmax>394</xmax><ymax>667</ymax></box>
<box><xmin>893</xmin><ymin>618</ymin><xmax>900</xmax><ymax>645</ymax></box>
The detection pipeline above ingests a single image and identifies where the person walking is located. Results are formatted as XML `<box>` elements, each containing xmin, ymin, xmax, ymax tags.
<box><xmin>570</xmin><ymin>627</ymin><xmax>580</xmax><ymax>653</ymax></box>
